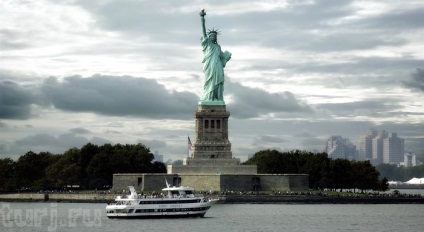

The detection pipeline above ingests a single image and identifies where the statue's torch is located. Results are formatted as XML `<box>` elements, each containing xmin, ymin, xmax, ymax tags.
<box><xmin>200</xmin><ymin>8</ymin><xmax>206</xmax><ymax>16</ymax></box>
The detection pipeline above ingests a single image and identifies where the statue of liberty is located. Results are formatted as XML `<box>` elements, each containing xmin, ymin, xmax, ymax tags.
<box><xmin>199</xmin><ymin>9</ymin><xmax>231</xmax><ymax>104</ymax></box>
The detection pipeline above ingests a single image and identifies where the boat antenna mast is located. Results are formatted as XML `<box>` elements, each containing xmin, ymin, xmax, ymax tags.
<box><xmin>164</xmin><ymin>176</ymin><xmax>171</xmax><ymax>198</ymax></box>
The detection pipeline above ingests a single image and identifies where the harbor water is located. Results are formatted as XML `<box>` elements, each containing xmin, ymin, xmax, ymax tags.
<box><xmin>1</xmin><ymin>201</ymin><xmax>424</xmax><ymax>232</ymax></box>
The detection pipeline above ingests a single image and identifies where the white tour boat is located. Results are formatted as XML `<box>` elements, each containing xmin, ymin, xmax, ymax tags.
<box><xmin>106</xmin><ymin>183</ymin><xmax>218</xmax><ymax>219</ymax></box>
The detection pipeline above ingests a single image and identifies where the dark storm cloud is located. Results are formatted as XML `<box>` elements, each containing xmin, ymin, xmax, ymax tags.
<box><xmin>2</xmin><ymin>133</ymin><xmax>112</xmax><ymax>157</ymax></box>
<box><xmin>403</xmin><ymin>68</ymin><xmax>424</xmax><ymax>92</ymax></box>
<box><xmin>226</xmin><ymin>80</ymin><xmax>313</xmax><ymax>119</ymax></box>
<box><xmin>0</xmin><ymin>144</ymin><xmax>7</xmax><ymax>153</ymax></box>
<box><xmin>300</xmin><ymin>137</ymin><xmax>326</xmax><ymax>150</ymax></box>
<box><xmin>105</xmin><ymin>130</ymin><xmax>122</xmax><ymax>135</ymax></box>
<box><xmin>297</xmin><ymin>33</ymin><xmax>405</xmax><ymax>52</ymax></box>
<box><xmin>1</xmin><ymin>73</ymin><xmax>312</xmax><ymax>121</ymax></box>
<box><xmin>359</xmin><ymin>8</ymin><xmax>424</xmax><ymax>29</ymax></box>
<box><xmin>0</xmin><ymin>80</ymin><xmax>46</xmax><ymax>119</ymax></box>
<box><xmin>70</xmin><ymin>127</ymin><xmax>92</xmax><ymax>134</ymax></box>
<box><xmin>316</xmin><ymin>99</ymin><xmax>403</xmax><ymax>118</ymax></box>
<box><xmin>91</xmin><ymin>137</ymin><xmax>112</xmax><ymax>145</ymax></box>
<box><xmin>41</xmin><ymin>75</ymin><xmax>198</xmax><ymax>119</ymax></box>
<box><xmin>288</xmin><ymin>58</ymin><xmax>424</xmax><ymax>86</ymax></box>
<box><xmin>138</xmin><ymin>139</ymin><xmax>167</xmax><ymax>151</ymax></box>
<box><xmin>252</xmin><ymin>135</ymin><xmax>286</xmax><ymax>146</ymax></box>
<box><xmin>14</xmin><ymin>133</ymin><xmax>86</xmax><ymax>147</ymax></box>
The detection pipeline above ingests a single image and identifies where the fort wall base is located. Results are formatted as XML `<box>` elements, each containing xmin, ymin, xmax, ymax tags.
<box><xmin>112</xmin><ymin>173</ymin><xmax>309</xmax><ymax>192</ymax></box>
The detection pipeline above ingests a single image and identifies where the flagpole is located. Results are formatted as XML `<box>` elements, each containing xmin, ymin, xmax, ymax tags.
<box><xmin>187</xmin><ymin>135</ymin><xmax>193</xmax><ymax>158</ymax></box>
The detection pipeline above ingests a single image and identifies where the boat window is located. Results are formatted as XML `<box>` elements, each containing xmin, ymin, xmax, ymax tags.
<box><xmin>185</xmin><ymin>191</ymin><xmax>193</xmax><ymax>195</ymax></box>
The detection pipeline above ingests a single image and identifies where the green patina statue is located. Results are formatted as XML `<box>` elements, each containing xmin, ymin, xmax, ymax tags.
<box><xmin>199</xmin><ymin>8</ymin><xmax>231</xmax><ymax>105</ymax></box>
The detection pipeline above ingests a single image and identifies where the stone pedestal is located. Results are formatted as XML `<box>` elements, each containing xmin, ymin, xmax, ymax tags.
<box><xmin>193</xmin><ymin>104</ymin><xmax>232</xmax><ymax>159</ymax></box>
<box><xmin>167</xmin><ymin>103</ymin><xmax>257</xmax><ymax>175</ymax></box>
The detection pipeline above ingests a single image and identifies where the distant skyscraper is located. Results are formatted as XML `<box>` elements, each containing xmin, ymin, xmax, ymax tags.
<box><xmin>383</xmin><ymin>133</ymin><xmax>404</xmax><ymax>164</ymax></box>
<box><xmin>324</xmin><ymin>136</ymin><xmax>356</xmax><ymax>160</ymax></box>
<box><xmin>372</xmin><ymin>131</ymin><xmax>388</xmax><ymax>164</ymax></box>
<box><xmin>359</xmin><ymin>129</ymin><xmax>405</xmax><ymax>165</ymax></box>
<box><xmin>402</xmin><ymin>152</ymin><xmax>417</xmax><ymax>167</ymax></box>
<box><xmin>359</xmin><ymin>129</ymin><xmax>378</xmax><ymax>160</ymax></box>
<box><xmin>153</xmin><ymin>151</ymin><xmax>164</xmax><ymax>163</ymax></box>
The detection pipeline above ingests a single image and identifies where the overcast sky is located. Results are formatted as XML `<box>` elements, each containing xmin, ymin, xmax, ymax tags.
<box><xmin>1</xmin><ymin>0</ymin><xmax>423</xmax><ymax>161</ymax></box>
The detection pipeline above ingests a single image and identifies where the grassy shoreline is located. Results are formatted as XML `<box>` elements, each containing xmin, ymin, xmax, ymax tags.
<box><xmin>1</xmin><ymin>192</ymin><xmax>423</xmax><ymax>204</ymax></box>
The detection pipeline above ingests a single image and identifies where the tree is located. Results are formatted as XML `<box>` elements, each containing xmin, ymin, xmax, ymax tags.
<box><xmin>351</xmin><ymin>161</ymin><xmax>380</xmax><ymax>192</ymax></box>
<box><xmin>380</xmin><ymin>177</ymin><xmax>389</xmax><ymax>191</ymax></box>
<box><xmin>244</xmin><ymin>149</ymin><xmax>285</xmax><ymax>173</ymax></box>
<box><xmin>300</xmin><ymin>152</ymin><xmax>330</xmax><ymax>189</ymax></box>
<box><xmin>1</xmin><ymin>143</ymin><xmax>181</xmax><ymax>191</ymax></box>
<box><xmin>15</xmin><ymin>151</ymin><xmax>58</xmax><ymax>191</ymax></box>
<box><xmin>244</xmin><ymin>149</ymin><xmax>332</xmax><ymax>189</ymax></box>
<box><xmin>87</xmin><ymin>151</ymin><xmax>111</xmax><ymax>189</ymax></box>
<box><xmin>328</xmin><ymin>159</ymin><xmax>352</xmax><ymax>191</ymax></box>
<box><xmin>376</xmin><ymin>163</ymin><xmax>404</xmax><ymax>181</ymax></box>
<box><xmin>46</xmin><ymin>148</ymin><xmax>82</xmax><ymax>189</ymax></box>
<box><xmin>79</xmin><ymin>143</ymin><xmax>100</xmax><ymax>188</ymax></box>
<box><xmin>244</xmin><ymin>149</ymin><xmax>387</xmax><ymax>191</ymax></box>
<box><xmin>376</xmin><ymin>163</ymin><xmax>424</xmax><ymax>182</ymax></box>
<box><xmin>152</xmin><ymin>161</ymin><xmax>167</xmax><ymax>173</ymax></box>
<box><xmin>0</xmin><ymin>158</ymin><xmax>16</xmax><ymax>191</ymax></box>
<box><xmin>86</xmin><ymin>143</ymin><xmax>164</xmax><ymax>189</ymax></box>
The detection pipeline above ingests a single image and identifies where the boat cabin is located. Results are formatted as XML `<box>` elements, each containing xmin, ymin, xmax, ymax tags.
<box><xmin>162</xmin><ymin>186</ymin><xmax>195</xmax><ymax>198</ymax></box>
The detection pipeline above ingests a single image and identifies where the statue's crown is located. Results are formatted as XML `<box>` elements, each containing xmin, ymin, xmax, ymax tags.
<box><xmin>207</xmin><ymin>28</ymin><xmax>220</xmax><ymax>35</ymax></box>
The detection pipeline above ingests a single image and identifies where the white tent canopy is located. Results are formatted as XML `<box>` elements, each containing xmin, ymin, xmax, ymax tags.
<box><xmin>405</xmin><ymin>178</ymin><xmax>424</xmax><ymax>184</ymax></box>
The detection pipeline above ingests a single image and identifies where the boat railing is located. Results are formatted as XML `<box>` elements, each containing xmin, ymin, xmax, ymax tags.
<box><xmin>126</xmin><ymin>194</ymin><xmax>197</xmax><ymax>199</ymax></box>
<box><xmin>115</xmin><ymin>193</ymin><xmax>198</xmax><ymax>200</ymax></box>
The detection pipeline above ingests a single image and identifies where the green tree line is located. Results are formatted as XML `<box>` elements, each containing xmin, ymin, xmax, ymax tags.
<box><xmin>376</xmin><ymin>163</ymin><xmax>424</xmax><ymax>182</ymax></box>
<box><xmin>0</xmin><ymin>143</ymin><xmax>166</xmax><ymax>192</ymax></box>
<box><xmin>4</xmin><ymin>145</ymin><xmax>420</xmax><ymax>193</ymax></box>
<box><xmin>243</xmin><ymin>149</ymin><xmax>389</xmax><ymax>192</ymax></box>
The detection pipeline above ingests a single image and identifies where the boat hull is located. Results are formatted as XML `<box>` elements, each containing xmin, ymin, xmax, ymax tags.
<box><xmin>107</xmin><ymin>212</ymin><xmax>207</xmax><ymax>219</ymax></box>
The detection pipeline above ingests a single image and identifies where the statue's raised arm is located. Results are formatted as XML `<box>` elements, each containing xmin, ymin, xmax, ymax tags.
<box><xmin>198</xmin><ymin>9</ymin><xmax>232</xmax><ymax>105</ymax></box>
<box><xmin>200</xmin><ymin>8</ymin><xmax>207</xmax><ymax>38</ymax></box>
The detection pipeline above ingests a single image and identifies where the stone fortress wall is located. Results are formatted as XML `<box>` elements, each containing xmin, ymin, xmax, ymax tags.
<box><xmin>112</xmin><ymin>173</ymin><xmax>309</xmax><ymax>192</ymax></box>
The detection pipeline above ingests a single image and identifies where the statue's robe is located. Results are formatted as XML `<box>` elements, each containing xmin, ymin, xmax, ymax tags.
<box><xmin>200</xmin><ymin>36</ymin><xmax>230</xmax><ymax>102</ymax></box>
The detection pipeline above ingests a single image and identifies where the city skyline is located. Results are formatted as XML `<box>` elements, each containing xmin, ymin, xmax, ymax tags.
<box><xmin>326</xmin><ymin>129</ymin><xmax>407</xmax><ymax>164</ymax></box>
<box><xmin>1</xmin><ymin>1</ymin><xmax>423</xmax><ymax>161</ymax></box>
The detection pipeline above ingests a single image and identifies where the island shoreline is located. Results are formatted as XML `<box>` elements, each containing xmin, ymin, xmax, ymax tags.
<box><xmin>1</xmin><ymin>193</ymin><xmax>423</xmax><ymax>204</ymax></box>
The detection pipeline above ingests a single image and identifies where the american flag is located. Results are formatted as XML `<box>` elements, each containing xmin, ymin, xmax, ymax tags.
<box><xmin>188</xmin><ymin>136</ymin><xmax>192</xmax><ymax>151</ymax></box>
